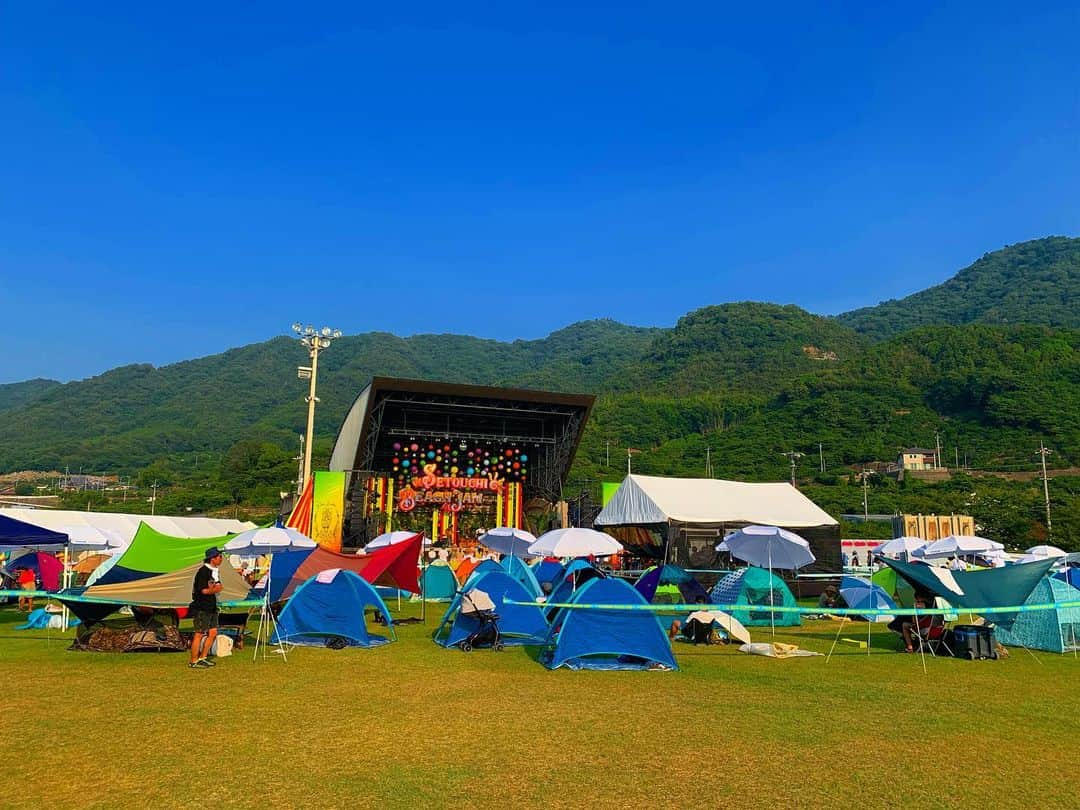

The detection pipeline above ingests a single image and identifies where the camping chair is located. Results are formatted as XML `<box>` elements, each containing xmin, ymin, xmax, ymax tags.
<box><xmin>910</xmin><ymin>614</ymin><xmax>952</xmax><ymax>657</ymax></box>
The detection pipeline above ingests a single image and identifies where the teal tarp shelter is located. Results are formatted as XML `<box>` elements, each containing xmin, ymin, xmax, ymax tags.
<box><xmin>994</xmin><ymin>576</ymin><xmax>1080</xmax><ymax>653</ymax></box>
<box><xmin>709</xmin><ymin>567</ymin><xmax>801</xmax><ymax>627</ymax></box>
<box><xmin>419</xmin><ymin>562</ymin><xmax>458</xmax><ymax>601</ymax></box>
<box><xmin>883</xmin><ymin>557</ymin><xmax>1055</xmax><ymax>628</ymax></box>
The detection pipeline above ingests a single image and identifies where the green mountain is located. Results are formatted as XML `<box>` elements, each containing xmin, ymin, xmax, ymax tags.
<box><xmin>836</xmin><ymin>236</ymin><xmax>1080</xmax><ymax>339</ymax></box>
<box><xmin>3</xmin><ymin>236</ymin><xmax>1080</xmax><ymax>547</ymax></box>
<box><xmin>0</xmin><ymin>378</ymin><xmax>60</xmax><ymax>414</ymax></box>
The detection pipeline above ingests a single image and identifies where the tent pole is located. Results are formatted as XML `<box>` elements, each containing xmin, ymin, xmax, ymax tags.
<box><xmin>825</xmin><ymin>614</ymin><xmax>846</xmax><ymax>663</ymax></box>
<box><xmin>768</xmin><ymin>546</ymin><xmax>775</xmax><ymax>638</ymax></box>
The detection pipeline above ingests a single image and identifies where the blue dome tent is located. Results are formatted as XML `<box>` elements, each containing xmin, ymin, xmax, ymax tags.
<box><xmin>532</xmin><ymin>559</ymin><xmax>564</xmax><ymax>590</ymax></box>
<box><xmin>469</xmin><ymin>559</ymin><xmax>502</xmax><ymax>580</ymax></box>
<box><xmin>546</xmin><ymin>560</ymin><xmax>602</xmax><ymax>618</ymax></box>
<box><xmin>544</xmin><ymin>576</ymin><xmax>677</xmax><ymax>671</ymax></box>
<box><xmin>502</xmin><ymin>555</ymin><xmax>542</xmax><ymax>598</ymax></box>
<box><xmin>271</xmin><ymin>569</ymin><xmax>394</xmax><ymax>648</ymax></box>
<box><xmin>434</xmin><ymin>571</ymin><xmax>548</xmax><ymax>648</ymax></box>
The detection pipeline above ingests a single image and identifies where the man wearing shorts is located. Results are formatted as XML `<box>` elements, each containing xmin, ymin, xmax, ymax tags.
<box><xmin>189</xmin><ymin>547</ymin><xmax>224</xmax><ymax>669</ymax></box>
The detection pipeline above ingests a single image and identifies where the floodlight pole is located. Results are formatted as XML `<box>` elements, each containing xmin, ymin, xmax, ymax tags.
<box><xmin>292</xmin><ymin>323</ymin><xmax>343</xmax><ymax>487</ymax></box>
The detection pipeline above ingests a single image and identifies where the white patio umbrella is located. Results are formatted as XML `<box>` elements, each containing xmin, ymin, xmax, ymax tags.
<box><xmin>362</xmin><ymin>530</ymin><xmax>431</xmax><ymax>552</ymax></box>
<box><xmin>222</xmin><ymin>526</ymin><xmax>316</xmax><ymax>663</ymax></box>
<box><xmin>721</xmin><ymin>525</ymin><xmax>815</xmax><ymax>635</ymax></box>
<box><xmin>222</xmin><ymin>526</ymin><xmax>316</xmax><ymax>554</ymax></box>
<box><xmin>1025</xmin><ymin>545</ymin><xmax>1067</xmax><ymax>558</ymax></box>
<box><xmin>722</xmin><ymin>525</ymin><xmax>816</xmax><ymax>571</ymax></box>
<box><xmin>527</xmin><ymin>528</ymin><xmax>623</xmax><ymax>558</ymax></box>
<box><xmin>871</xmin><ymin>537</ymin><xmax>926</xmax><ymax>559</ymax></box>
<box><xmin>478</xmin><ymin>527</ymin><xmax>537</xmax><ymax>558</ymax></box>
<box><xmin>917</xmin><ymin>535</ymin><xmax>1002</xmax><ymax>559</ymax></box>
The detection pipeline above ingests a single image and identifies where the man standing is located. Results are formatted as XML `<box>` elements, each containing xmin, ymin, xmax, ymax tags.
<box><xmin>189</xmin><ymin>547</ymin><xmax>224</xmax><ymax>669</ymax></box>
<box><xmin>16</xmin><ymin>566</ymin><xmax>36</xmax><ymax>612</ymax></box>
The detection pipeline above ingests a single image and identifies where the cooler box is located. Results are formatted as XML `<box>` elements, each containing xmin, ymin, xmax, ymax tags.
<box><xmin>951</xmin><ymin>624</ymin><xmax>997</xmax><ymax>660</ymax></box>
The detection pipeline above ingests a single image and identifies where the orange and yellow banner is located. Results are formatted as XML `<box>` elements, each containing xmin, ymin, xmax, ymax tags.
<box><xmin>311</xmin><ymin>471</ymin><xmax>346</xmax><ymax>552</ymax></box>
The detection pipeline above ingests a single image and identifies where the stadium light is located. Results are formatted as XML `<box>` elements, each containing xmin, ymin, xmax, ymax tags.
<box><xmin>292</xmin><ymin>323</ymin><xmax>344</xmax><ymax>489</ymax></box>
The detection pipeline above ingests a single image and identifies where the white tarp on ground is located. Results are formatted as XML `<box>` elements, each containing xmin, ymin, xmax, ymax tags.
<box><xmin>0</xmin><ymin>508</ymin><xmax>256</xmax><ymax>545</ymax></box>
<box><xmin>593</xmin><ymin>474</ymin><xmax>838</xmax><ymax>528</ymax></box>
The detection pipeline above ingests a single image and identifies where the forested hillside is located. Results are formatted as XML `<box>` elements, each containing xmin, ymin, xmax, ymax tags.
<box><xmin>837</xmin><ymin>236</ymin><xmax>1080</xmax><ymax>339</ymax></box>
<box><xmin>3</xmin><ymin>238</ymin><xmax>1079</xmax><ymax>548</ymax></box>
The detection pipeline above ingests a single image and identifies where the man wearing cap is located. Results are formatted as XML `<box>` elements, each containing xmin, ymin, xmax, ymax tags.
<box><xmin>189</xmin><ymin>547</ymin><xmax>224</xmax><ymax>669</ymax></box>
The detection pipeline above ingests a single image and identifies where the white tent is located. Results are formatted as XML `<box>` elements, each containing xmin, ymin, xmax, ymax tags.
<box><xmin>0</xmin><ymin>508</ymin><xmax>255</xmax><ymax>545</ymax></box>
<box><xmin>594</xmin><ymin>475</ymin><xmax>838</xmax><ymax>529</ymax></box>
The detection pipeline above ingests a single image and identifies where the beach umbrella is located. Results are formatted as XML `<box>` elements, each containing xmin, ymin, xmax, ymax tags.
<box><xmin>527</xmin><ymin>528</ymin><xmax>623</xmax><ymax>558</ymax></box>
<box><xmin>363</xmin><ymin>530</ymin><xmax>431</xmax><ymax>552</ymax></box>
<box><xmin>1025</xmin><ymin>545</ymin><xmax>1067</xmax><ymax>558</ymax></box>
<box><xmin>722</xmin><ymin>525</ymin><xmax>816</xmax><ymax>571</ymax></box>
<box><xmin>223</xmin><ymin>526</ymin><xmax>316</xmax><ymax>554</ymax></box>
<box><xmin>478</xmin><ymin>527</ymin><xmax>537</xmax><ymax>558</ymax></box>
<box><xmin>721</xmin><ymin>526</ymin><xmax>814</xmax><ymax>635</ymax></box>
<box><xmin>839</xmin><ymin>575</ymin><xmax>897</xmax><ymax>623</ymax></box>
<box><xmin>917</xmin><ymin>535</ymin><xmax>1002</xmax><ymax>559</ymax></box>
<box><xmin>871</xmin><ymin>537</ymin><xmax>926</xmax><ymax>559</ymax></box>
<box><xmin>686</xmin><ymin>610</ymin><xmax>751</xmax><ymax>645</ymax></box>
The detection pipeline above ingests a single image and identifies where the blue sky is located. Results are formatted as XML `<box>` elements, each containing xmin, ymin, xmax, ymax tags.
<box><xmin>2</xmin><ymin>3</ymin><xmax>1079</xmax><ymax>383</ymax></box>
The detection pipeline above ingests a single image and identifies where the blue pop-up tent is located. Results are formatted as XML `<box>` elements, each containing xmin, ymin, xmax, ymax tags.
<box><xmin>419</xmin><ymin>563</ymin><xmax>458</xmax><ymax>601</ymax></box>
<box><xmin>532</xmin><ymin>559</ymin><xmax>564</xmax><ymax>589</ymax></box>
<box><xmin>501</xmin><ymin>555</ymin><xmax>542</xmax><ymax>598</ymax></box>
<box><xmin>271</xmin><ymin>569</ymin><xmax>394</xmax><ymax>648</ymax></box>
<box><xmin>435</xmin><ymin>570</ymin><xmax>548</xmax><ymax>648</ymax></box>
<box><xmin>544</xmin><ymin>576</ymin><xmax>677</xmax><ymax>671</ymax></box>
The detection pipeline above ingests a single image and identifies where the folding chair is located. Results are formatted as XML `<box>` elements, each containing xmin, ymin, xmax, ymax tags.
<box><xmin>911</xmin><ymin>614</ymin><xmax>952</xmax><ymax>657</ymax></box>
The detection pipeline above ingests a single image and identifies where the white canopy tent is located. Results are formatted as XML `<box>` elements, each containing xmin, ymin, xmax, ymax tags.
<box><xmin>0</xmin><ymin>508</ymin><xmax>255</xmax><ymax>545</ymax></box>
<box><xmin>594</xmin><ymin>474</ymin><xmax>839</xmax><ymax>570</ymax></box>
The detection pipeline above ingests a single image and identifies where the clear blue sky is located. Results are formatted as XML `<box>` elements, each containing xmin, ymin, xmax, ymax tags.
<box><xmin>2</xmin><ymin>2</ymin><xmax>1079</xmax><ymax>383</ymax></box>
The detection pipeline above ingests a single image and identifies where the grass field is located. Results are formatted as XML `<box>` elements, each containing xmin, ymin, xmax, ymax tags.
<box><xmin>2</xmin><ymin>602</ymin><xmax>1077</xmax><ymax>809</ymax></box>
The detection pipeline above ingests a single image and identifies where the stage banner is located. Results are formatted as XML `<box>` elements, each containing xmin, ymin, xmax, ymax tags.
<box><xmin>311</xmin><ymin>471</ymin><xmax>346</xmax><ymax>552</ymax></box>
<box><xmin>601</xmin><ymin>482</ymin><xmax>621</xmax><ymax>507</ymax></box>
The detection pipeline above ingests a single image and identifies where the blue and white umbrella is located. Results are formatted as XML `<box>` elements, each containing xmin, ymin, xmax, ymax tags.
<box><xmin>871</xmin><ymin>536</ymin><xmax>926</xmax><ymax>559</ymax></box>
<box><xmin>839</xmin><ymin>575</ymin><xmax>897</xmax><ymax>623</ymax></box>
<box><xmin>478</xmin><ymin>527</ymin><xmax>537</xmax><ymax>558</ymax></box>
<box><xmin>722</xmin><ymin>525</ymin><xmax>816</xmax><ymax>571</ymax></box>
<box><xmin>363</xmin><ymin>530</ymin><xmax>430</xmax><ymax>552</ymax></box>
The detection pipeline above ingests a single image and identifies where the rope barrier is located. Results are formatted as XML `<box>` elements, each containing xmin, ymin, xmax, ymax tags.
<box><xmin>505</xmin><ymin>598</ymin><xmax>1080</xmax><ymax>617</ymax></box>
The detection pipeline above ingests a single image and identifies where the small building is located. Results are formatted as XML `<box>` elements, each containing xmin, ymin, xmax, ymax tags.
<box><xmin>898</xmin><ymin>448</ymin><xmax>939</xmax><ymax>471</ymax></box>
<box><xmin>892</xmin><ymin>513</ymin><xmax>976</xmax><ymax>542</ymax></box>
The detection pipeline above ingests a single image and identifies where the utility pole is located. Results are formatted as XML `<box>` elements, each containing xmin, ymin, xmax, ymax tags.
<box><xmin>293</xmin><ymin>323</ymin><xmax>343</xmax><ymax>488</ymax></box>
<box><xmin>150</xmin><ymin>481</ymin><xmax>158</xmax><ymax>516</ymax></box>
<box><xmin>859</xmin><ymin>470</ymin><xmax>875</xmax><ymax>520</ymax></box>
<box><xmin>934</xmin><ymin>430</ymin><xmax>942</xmax><ymax>469</ymax></box>
<box><xmin>955</xmin><ymin>447</ymin><xmax>959</xmax><ymax>469</ymax></box>
<box><xmin>705</xmin><ymin>446</ymin><xmax>713</xmax><ymax>477</ymax></box>
<box><xmin>1037</xmin><ymin>443</ymin><xmax>1053</xmax><ymax>539</ymax></box>
<box><xmin>605</xmin><ymin>440</ymin><xmax>610</xmax><ymax>468</ymax></box>
<box><xmin>781</xmin><ymin>451</ymin><xmax>804</xmax><ymax>486</ymax></box>
<box><xmin>819</xmin><ymin>443</ymin><xmax>825</xmax><ymax>473</ymax></box>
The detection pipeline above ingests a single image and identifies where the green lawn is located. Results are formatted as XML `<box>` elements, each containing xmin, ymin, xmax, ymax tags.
<box><xmin>1</xmin><ymin>602</ymin><xmax>1076</xmax><ymax>809</ymax></box>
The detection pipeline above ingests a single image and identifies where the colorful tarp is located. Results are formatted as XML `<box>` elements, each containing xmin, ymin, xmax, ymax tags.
<box><xmin>95</xmin><ymin>522</ymin><xmax>235</xmax><ymax>585</ymax></box>
<box><xmin>271</xmin><ymin>534</ymin><xmax>424</xmax><ymax>602</ymax></box>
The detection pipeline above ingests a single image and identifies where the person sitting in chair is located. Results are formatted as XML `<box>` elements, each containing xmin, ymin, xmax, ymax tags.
<box><xmin>900</xmin><ymin>597</ymin><xmax>934</xmax><ymax>653</ymax></box>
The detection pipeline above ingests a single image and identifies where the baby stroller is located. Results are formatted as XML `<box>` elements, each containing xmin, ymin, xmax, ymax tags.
<box><xmin>458</xmin><ymin>588</ymin><xmax>504</xmax><ymax>652</ymax></box>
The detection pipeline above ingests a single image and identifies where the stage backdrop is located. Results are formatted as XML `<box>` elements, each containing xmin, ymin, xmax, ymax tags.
<box><xmin>311</xmin><ymin>471</ymin><xmax>346</xmax><ymax>552</ymax></box>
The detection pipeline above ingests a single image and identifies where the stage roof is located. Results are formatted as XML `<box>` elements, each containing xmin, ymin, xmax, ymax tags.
<box><xmin>594</xmin><ymin>474</ymin><xmax>838</xmax><ymax>529</ymax></box>
<box><xmin>329</xmin><ymin>377</ymin><xmax>594</xmax><ymax>500</ymax></box>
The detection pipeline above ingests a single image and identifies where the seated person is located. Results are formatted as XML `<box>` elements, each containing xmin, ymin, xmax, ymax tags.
<box><xmin>899</xmin><ymin>597</ymin><xmax>934</xmax><ymax>653</ymax></box>
<box><xmin>818</xmin><ymin>585</ymin><xmax>841</xmax><ymax>609</ymax></box>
